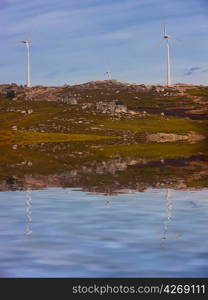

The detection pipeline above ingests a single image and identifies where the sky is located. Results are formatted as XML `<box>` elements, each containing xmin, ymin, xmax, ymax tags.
<box><xmin>0</xmin><ymin>0</ymin><xmax>208</xmax><ymax>86</ymax></box>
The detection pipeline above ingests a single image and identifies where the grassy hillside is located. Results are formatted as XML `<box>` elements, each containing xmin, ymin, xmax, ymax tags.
<box><xmin>0</xmin><ymin>82</ymin><xmax>208</xmax><ymax>144</ymax></box>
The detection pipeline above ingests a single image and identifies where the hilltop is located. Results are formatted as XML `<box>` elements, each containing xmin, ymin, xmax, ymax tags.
<box><xmin>1</xmin><ymin>80</ymin><xmax>208</xmax><ymax>118</ymax></box>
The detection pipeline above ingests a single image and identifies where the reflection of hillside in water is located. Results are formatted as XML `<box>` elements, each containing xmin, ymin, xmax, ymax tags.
<box><xmin>0</xmin><ymin>142</ymin><xmax>208</xmax><ymax>193</ymax></box>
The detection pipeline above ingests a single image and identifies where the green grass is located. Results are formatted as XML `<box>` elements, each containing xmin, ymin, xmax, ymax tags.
<box><xmin>0</xmin><ymin>112</ymin><xmax>22</xmax><ymax>128</ymax></box>
<box><xmin>186</xmin><ymin>88</ymin><xmax>208</xmax><ymax>97</ymax></box>
<box><xmin>132</xmin><ymin>95</ymin><xmax>194</xmax><ymax>109</ymax></box>
<box><xmin>102</xmin><ymin>117</ymin><xmax>207</xmax><ymax>134</ymax></box>
<box><xmin>10</xmin><ymin>130</ymin><xmax>116</xmax><ymax>144</ymax></box>
<box><xmin>187</xmin><ymin>179</ymin><xmax>208</xmax><ymax>188</ymax></box>
<box><xmin>98</xmin><ymin>141</ymin><xmax>208</xmax><ymax>160</ymax></box>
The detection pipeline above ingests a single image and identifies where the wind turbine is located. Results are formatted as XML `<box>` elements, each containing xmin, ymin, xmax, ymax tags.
<box><xmin>160</xmin><ymin>25</ymin><xmax>179</xmax><ymax>86</ymax></box>
<box><xmin>20</xmin><ymin>40</ymin><xmax>32</xmax><ymax>87</ymax></box>
<box><xmin>105</xmin><ymin>71</ymin><xmax>112</xmax><ymax>80</ymax></box>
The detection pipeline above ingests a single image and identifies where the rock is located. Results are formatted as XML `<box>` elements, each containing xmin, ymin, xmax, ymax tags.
<box><xmin>62</xmin><ymin>96</ymin><xmax>78</xmax><ymax>104</ymax></box>
<box><xmin>146</xmin><ymin>131</ymin><xmax>205</xmax><ymax>143</ymax></box>
<box><xmin>128</xmin><ymin>110</ymin><xmax>137</xmax><ymax>115</ymax></box>
<box><xmin>115</xmin><ymin>105</ymin><xmax>128</xmax><ymax>113</ymax></box>
<box><xmin>81</xmin><ymin>103</ymin><xmax>93</xmax><ymax>109</ymax></box>
<box><xmin>95</xmin><ymin>101</ymin><xmax>128</xmax><ymax>115</ymax></box>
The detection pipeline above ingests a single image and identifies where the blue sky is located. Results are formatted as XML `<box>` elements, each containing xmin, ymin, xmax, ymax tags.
<box><xmin>1</xmin><ymin>0</ymin><xmax>208</xmax><ymax>86</ymax></box>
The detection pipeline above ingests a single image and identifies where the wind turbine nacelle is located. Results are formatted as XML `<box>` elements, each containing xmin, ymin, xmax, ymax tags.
<box><xmin>164</xmin><ymin>35</ymin><xmax>170</xmax><ymax>39</ymax></box>
<box><xmin>20</xmin><ymin>40</ymin><xmax>30</xmax><ymax>45</ymax></box>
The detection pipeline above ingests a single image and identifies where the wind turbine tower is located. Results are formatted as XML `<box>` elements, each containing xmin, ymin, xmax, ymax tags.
<box><xmin>163</xmin><ymin>26</ymin><xmax>171</xmax><ymax>86</ymax></box>
<box><xmin>161</xmin><ymin>25</ymin><xmax>179</xmax><ymax>86</ymax></box>
<box><xmin>20</xmin><ymin>40</ymin><xmax>31</xmax><ymax>87</ymax></box>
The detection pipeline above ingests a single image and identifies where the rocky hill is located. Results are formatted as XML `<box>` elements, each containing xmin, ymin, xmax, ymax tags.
<box><xmin>0</xmin><ymin>80</ymin><xmax>207</xmax><ymax>145</ymax></box>
<box><xmin>1</xmin><ymin>80</ymin><xmax>208</xmax><ymax>119</ymax></box>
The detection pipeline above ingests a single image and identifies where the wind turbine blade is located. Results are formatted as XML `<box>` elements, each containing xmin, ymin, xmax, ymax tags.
<box><xmin>163</xmin><ymin>24</ymin><xmax>166</xmax><ymax>36</ymax></box>
<box><xmin>169</xmin><ymin>35</ymin><xmax>181</xmax><ymax>42</ymax></box>
<box><xmin>152</xmin><ymin>38</ymin><xmax>164</xmax><ymax>49</ymax></box>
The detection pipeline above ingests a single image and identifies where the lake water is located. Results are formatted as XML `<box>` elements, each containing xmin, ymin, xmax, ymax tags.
<box><xmin>0</xmin><ymin>187</ymin><xmax>208</xmax><ymax>277</ymax></box>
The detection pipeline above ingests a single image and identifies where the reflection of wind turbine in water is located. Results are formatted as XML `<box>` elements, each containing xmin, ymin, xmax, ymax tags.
<box><xmin>25</xmin><ymin>189</ymin><xmax>32</xmax><ymax>236</ymax></box>
<box><xmin>105</xmin><ymin>187</ymin><xmax>112</xmax><ymax>206</ymax></box>
<box><xmin>162</xmin><ymin>189</ymin><xmax>172</xmax><ymax>240</ymax></box>
<box><xmin>159</xmin><ymin>189</ymin><xmax>181</xmax><ymax>241</ymax></box>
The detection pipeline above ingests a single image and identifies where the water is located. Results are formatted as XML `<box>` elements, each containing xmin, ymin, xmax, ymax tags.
<box><xmin>0</xmin><ymin>187</ymin><xmax>207</xmax><ymax>277</ymax></box>
<box><xmin>0</xmin><ymin>141</ymin><xmax>208</xmax><ymax>277</ymax></box>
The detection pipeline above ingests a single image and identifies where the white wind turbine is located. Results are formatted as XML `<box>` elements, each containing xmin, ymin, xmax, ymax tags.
<box><xmin>20</xmin><ymin>40</ymin><xmax>32</xmax><ymax>87</ymax></box>
<box><xmin>105</xmin><ymin>71</ymin><xmax>112</xmax><ymax>80</ymax></box>
<box><xmin>160</xmin><ymin>25</ymin><xmax>179</xmax><ymax>86</ymax></box>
